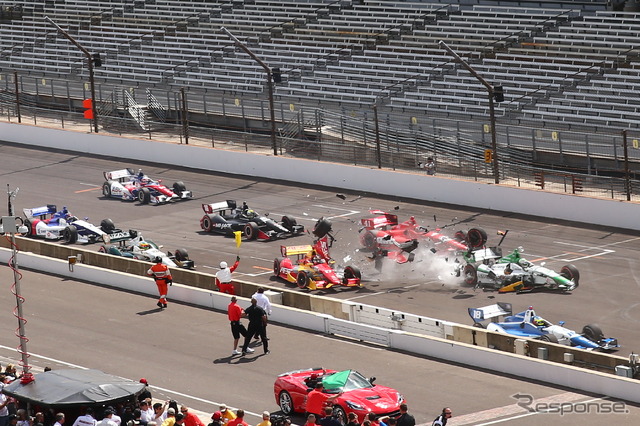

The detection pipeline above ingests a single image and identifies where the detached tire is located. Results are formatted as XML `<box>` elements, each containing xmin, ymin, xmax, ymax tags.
<box><xmin>63</xmin><ymin>225</ymin><xmax>78</xmax><ymax>244</ymax></box>
<box><xmin>296</xmin><ymin>271</ymin><xmax>309</xmax><ymax>289</ymax></box>
<box><xmin>138</xmin><ymin>188</ymin><xmax>151</xmax><ymax>204</ymax></box>
<box><xmin>560</xmin><ymin>264</ymin><xmax>580</xmax><ymax>288</ymax></box>
<box><xmin>313</xmin><ymin>218</ymin><xmax>332</xmax><ymax>238</ymax></box>
<box><xmin>454</xmin><ymin>230</ymin><xmax>467</xmax><ymax>242</ymax></box>
<box><xmin>466</xmin><ymin>228</ymin><xmax>487</xmax><ymax>248</ymax></box>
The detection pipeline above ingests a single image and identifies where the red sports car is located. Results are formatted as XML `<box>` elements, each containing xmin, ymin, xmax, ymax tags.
<box><xmin>274</xmin><ymin>368</ymin><xmax>403</xmax><ymax>422</ymax></box>
<box><xmin>359</xmin><ymin>210</ymin><xmax>487</xmax><ymax>262</ymax></box>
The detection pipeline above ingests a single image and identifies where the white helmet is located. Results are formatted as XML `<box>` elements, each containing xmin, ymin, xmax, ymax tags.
<box><xmin>220</xmin><ymin>261</ymin><xmax>228</xmax><ymax>269</ymax></box>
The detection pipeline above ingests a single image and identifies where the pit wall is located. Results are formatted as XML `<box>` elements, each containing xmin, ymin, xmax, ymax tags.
<box><xmin>1</xmin><ymin>239</ymin><xmax>638</xmax><ymax>404</ymax></box>
<box><xmin>1</xmin><ymin>122</ymin><xmax>639</xmax><ymax>230</ymax></box>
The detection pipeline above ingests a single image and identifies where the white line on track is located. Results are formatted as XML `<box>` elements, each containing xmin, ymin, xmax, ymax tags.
<box><xmin>0</xmin><ymin>345</ymin><xmax>262</xmax><ymax>419</ymax></box>
<box><xmin>78</xmin><ymin>182</ymin><xmax>100</xmax><ymax>187</ymax></box>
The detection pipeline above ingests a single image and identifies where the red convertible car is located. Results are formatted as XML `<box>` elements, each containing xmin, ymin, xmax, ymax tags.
<box><xmin>359</xmin><ymin>210</ymin><xmax>487</xmax><ymax>262</ymax></box>
<box><xmin>274</xmin><ymin>368</ymin><xmax>403</xmax><ymax>422</ymax></box>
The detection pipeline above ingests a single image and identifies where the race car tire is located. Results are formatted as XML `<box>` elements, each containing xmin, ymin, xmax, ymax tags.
<box><xmin>174</xmin><ymin>248</ymin><xmax>189</xmax><ymax>262</ymax></box>
<box><xmin>332</xmin><ymin>406</ymin><xmax>347</xmax><ymax>424</ymax></box>
<box><xmin>201</xmin><ymin>214</ymin><xmax>215</xmax><ymax>232</ymax></box>
<box><xmin>244</xmin><ymin>222</ymin><xmax>259</xmax><ymax>240</ymax></box>
<box><xmin>343</xmin><ymin>266</ymin><xmax>362</xmax><ymax>284</ymax></box>
<box><xmin>100</xmin><ymin>218</ymin><xmax>116</xmax><ymax>233</ymax></box>
<box><xmin>23</xmin><ymin>219</ymin><xmax>33</xmax><ymax>237</ymax></box>
<box><xmin>296</xmin><ymin>271</ymin><xmax>309</xmax><ymax>289</ymax></box>
<box><xmin>538</xmin><ymin>334</ymin><xmax>559</xmax><ymax>343</ymax></box>
<box><xmin>138</xmin><ymin>188</ymin><xmax>151</xmax><ymax>204</ymax></box>
<box><xmin>466</xmin><ymin>228</ymin><xmax>487</xmax><ymax>248</ymax></box>
<box><xmin>463</xmin><ymin>263</ymin><xmax>478</xmax><ymax>285</ymax></box>
<box><xmin>313</xmin><ymin>218</ymin><xmax>332</xmax><ymax>238</ymax></box>
<box><xmin>98</xmin><ymin>244</ymin><xmax>108</xmax><ymax>254</ymax></box>
<box><xmin>63</xmin><ymin>225</ymin><xmax>78</xmax><ymax>244</ymax></box>
<box><xmin>102</xmin><ymin>182</ymin><xmax>111</xmax><ymax>197</ymax></box>
<box><xmin>582</xmin><ymin>324</ymin><xmax>604</xmax><ymax>342</ymax></box>
<box><xmin>454</xmin><ymin>230</ymin><xmax>467</xmax><ymax>242</ymax></box>
<box><xmin>361</xmin><ymin>232</ymin><xmax>377</xmax><ymax>250</ymax></box>
<box><xmin>560</xmin><ymin>264</ymin><xmax>580</xmax><ymax>288</ymax></box>
<box><xmin>278</xmin><ymin>391</ymin><xmax>293</xmax><ymax>415</ymax></box>
<box><xmin>281</xmin><ymin>215</ymin><xmax>297</xmax><ymax>233</ymax></box>
<box><xmin>173</xmin><ymin>181</ymin><xmax>186</xmax><ymax>193</ymax></box>
<box><xmin>273</xmin><ymin>257</ymin><xmax>284</xmax><ymax>277</ymax></box>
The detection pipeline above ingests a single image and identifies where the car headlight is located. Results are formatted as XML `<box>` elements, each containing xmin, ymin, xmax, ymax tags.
<box><xmin>345</xmin><ymin>401</ymin><xmax>365</xmax><ymax>411</ymax></box>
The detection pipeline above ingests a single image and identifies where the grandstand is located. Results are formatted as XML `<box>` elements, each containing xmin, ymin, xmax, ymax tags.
<box><xmin>1</xmin><ymin>0</ymin><xmax>640</xmax><ymax>175</ymax></box>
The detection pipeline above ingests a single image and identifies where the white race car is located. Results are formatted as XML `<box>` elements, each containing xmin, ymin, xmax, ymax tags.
<box><xmin>98</xmin><ymin>233</ymin><xmax>194</xmax><ymax>269</ymax></box>
<box><xmin>19</xmin><ymin>205</ymin><xmax>131</xmax><ymax>244</ymax></box>
<box><xmin>102</xmin><ymin>168</ymin><xmax>193</xmax><ymax>204</ymax></box>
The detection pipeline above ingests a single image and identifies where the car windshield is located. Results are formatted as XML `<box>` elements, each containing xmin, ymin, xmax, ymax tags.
<box><xmin>323</xmin><ymin>370</ymin><xmax>372</xmax><ymax>393</ymax></box>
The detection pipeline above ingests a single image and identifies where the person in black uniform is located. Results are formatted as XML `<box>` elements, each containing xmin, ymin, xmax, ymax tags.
<box><xmin>241</xmin><ymin>298</ymin><xmax>269</xmax><ymax>355</ymax></box>
<box><xmin>431</xmin><ymin>408</ymin><xmax>452</xmax><ymax>426</ymax></box>
<box><xmin>396</xmin><ymin>404</ymin><xmax>415</xmax><ymax>426</ymax></box>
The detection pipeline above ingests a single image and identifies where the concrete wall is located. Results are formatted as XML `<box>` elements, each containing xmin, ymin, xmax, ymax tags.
<box><xmin>1</xmin><ymin>122</ymin><xmax>639</xmax><ymax>230</ymax></box>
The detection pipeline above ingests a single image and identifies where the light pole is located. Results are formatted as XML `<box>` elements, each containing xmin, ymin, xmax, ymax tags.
<box><xmin>45</xmin><ymin>16</ymin><xmax>99</xmax><ymax>133</ymax></box>
<box><xmin>221</xmin><ymin>27</ymin><xmax>278</xmax><ymax>156</ymax></box>
<box><xmin>372</xmin><ymin>103</ymin><xmax>382</xmax><ymax>169</ymax></box>
<box><xmin>439</xmin><ymin>40</ymin><xmax>501</xmax><ymax>184</ymax></box>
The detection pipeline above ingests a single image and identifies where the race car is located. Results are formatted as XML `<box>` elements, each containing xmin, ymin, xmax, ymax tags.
<box><xmin>458</xmin><ymin>246</ymin><xmax>579</xmax><ymax>293</ymax></box>
<box><xmin>469</xmin><ymin>303</ymin><xmax>619</xmax><ymax>351</ymax></box>
<box><xmin>358</xmin><ymin>210</ymin><xmax>487</xmax><ymax>263</ymax></box>
<box><xmin>102</xmin><ymin>168</ymin><xmax>193</xmax><ymax>204</ymax></box>
<box><xmin>274</xmin><ymin>368</ymin><xmax>404</xmax><ymax>423</ymax></box>
<box><xmin>274</xmin><ymin>221</ymin><xmax>361</xmax><ymax>290</ymax></box>
<box><xmin>200</xmin><ymin>200</ymin><xmax>304</xmax><ymax>241</ymax></box>
<box><xmin>21</xmin><ymin>205</ymin><xmax>131</xmax><ymax>244</ymax></box>
<box><xmin>98</xmin><ymin>232</ymin><xmax>194</xmax><ymax>269</ymax></box>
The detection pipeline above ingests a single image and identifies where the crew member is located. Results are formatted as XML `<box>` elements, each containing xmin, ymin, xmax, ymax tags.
<box><xmin>216</xmin><ymin>256</ymin><xmax>240</xmax><ymax>295</ymax></box>
<box><xmin>147</xmin><ymin>256</ymin><xmax>172</xmax><ymax>308</ymax></box>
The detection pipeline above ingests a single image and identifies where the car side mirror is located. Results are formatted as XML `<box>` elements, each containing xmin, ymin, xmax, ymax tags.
<box><xmin>540</xmin><ymin>262</ymin><xmax>546</xmax><ymax>266</ymax></box>
<box><xmin>559</xmin><ymin>321</ymin><xmax>565</xmax><ymax>326</ymax></box>
<box><xmin>369</xmin><ymin>376</ymin><xmax>376</xmax><ymax>384</ymax></box>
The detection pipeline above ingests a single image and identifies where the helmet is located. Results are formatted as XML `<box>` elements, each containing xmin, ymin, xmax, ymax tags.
<box><xmin>245</xmin><ymin>209</ymin><xmax>256</xmax><ymax>218</ymax></box>
<box><xmin>154</xmin><ymin>256</ymin><xmax>163</xmax><ymax>263</ymax></box>
<box><xmin>139</xmin><ymin>243</ymin><xmax>151</xmax><ymax>250</ymax></box>
<box><xmin>220</xmin><ymin>261</ymin><xmax>228</xmax><ymax>269</ymax></box>
<box><xmin>534</xmin><ymin>317</ymin><xmax>545</xmax><ymax>326</ymax></box>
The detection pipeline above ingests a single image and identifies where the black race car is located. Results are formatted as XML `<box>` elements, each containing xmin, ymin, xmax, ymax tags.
<box><xmin>199</xmin><ymin>200</ymin><xmax>304</xmax><ymax>241</ymax></box>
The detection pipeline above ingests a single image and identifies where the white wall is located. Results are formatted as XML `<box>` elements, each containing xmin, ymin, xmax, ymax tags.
<box><xmin>1</xmin><ymin>122</ymin><xmax>638</xmax><ymax>230</ymax></box>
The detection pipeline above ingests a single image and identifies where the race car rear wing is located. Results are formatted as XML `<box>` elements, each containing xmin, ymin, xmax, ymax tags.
<box><xmin>202</xmin><ymin>200</ymin><xmax>238</xmax><ymax>214</ymax></box>
<box><xmin>361</xmin><ymin>211</ymin><xmax>399</xmax><ymax>229</ymax></box>
<box><xmin>280</xmin><ymin>244</ymin><xmax>313</xmax><ymax>257</ymax></box>
<box><xmin>104</xmin><ymin>169</ymin><xmax>135</xmax><ymax>182</ymax></box>
<box><xmin>468</xmin><ymin>302</ymin><xmax>513</xmax><ymax>324</ymax></box>
<box><xmin>23</xmin><ymin>205</ymin><xmax>57</xmax><ymax>218</ymax></box>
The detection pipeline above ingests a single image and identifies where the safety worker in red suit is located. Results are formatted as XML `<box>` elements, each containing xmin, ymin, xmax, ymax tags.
<box><xmin>147</xmin><ymin>256</ymin><xmax>172</xmax><ymax>309</ymax></box>
<box><xmin>216</xmin><ymin>256</ymin><xmax>240</xmax><ymax>295</ymax></box>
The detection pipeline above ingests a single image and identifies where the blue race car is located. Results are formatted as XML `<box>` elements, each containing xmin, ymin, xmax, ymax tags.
<box><xmin>469</xmin><ymin>303</ymin><xmax>619</xmax><ymax>351</ymax></box>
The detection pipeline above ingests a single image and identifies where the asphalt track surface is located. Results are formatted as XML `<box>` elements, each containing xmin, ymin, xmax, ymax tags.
<box><xmin>1</xmin><ymin>142</ymin><xmax>640</xmax><ymax>425</ymax></box>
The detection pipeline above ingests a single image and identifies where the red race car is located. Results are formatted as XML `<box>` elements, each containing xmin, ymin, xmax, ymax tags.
<box><xmin>359</xmin><ymin>210</ymin><xmax>487</xmax><ymax>263</ymax></box>
<box><xmin>274</xmin><ymin>368</ymin><xmax>404</xmax><ymax>423</ymax></box>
